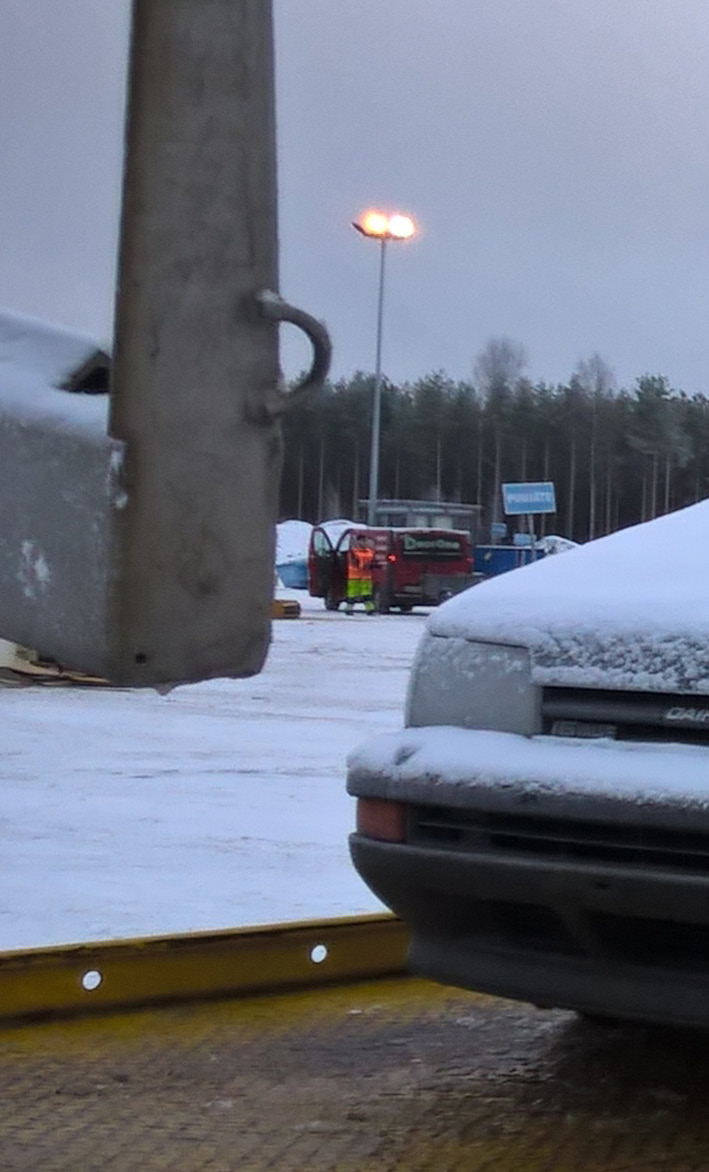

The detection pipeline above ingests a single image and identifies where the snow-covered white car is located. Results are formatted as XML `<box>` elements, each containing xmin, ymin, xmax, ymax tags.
<box><xmin>348</xmin><ymin>500</ymin><xmax>709</xmax><ymax>1027</ymax></box>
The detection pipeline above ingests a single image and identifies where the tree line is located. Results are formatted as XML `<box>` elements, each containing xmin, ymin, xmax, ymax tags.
<box><xmin>279</xmin><ymin>338</ymin><xmax>709</xmax><ymax>544</ymax></box>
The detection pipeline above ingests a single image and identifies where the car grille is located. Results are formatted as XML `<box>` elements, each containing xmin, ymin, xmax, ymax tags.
<box><xmin>542</xmin><ymin>686</ymin><xmax>709</xmax><ymax>745</ymax></box>
<box><xmin>408</xmin><ymin>806</ymin><xmax>709</xmax><ymax>874</ymax></box>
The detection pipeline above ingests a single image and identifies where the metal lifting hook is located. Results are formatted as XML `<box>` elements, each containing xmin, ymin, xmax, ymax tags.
<box><xmin>254</xmin><ymin>289</ymin><xmax>332</xmax><ymax>420</ymax></box>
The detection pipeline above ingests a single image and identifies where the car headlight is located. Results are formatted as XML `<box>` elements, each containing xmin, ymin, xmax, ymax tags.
<box><xmin>405</xmin><ymin>631</ymin><xmax>540</xmax><ymax>736</ymax></box>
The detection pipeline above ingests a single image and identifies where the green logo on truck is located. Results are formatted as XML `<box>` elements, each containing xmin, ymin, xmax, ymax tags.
<box><xmin>402</xmin><ymin>535</ymin><xmax>462</xmax><ymax>556</ymax></box>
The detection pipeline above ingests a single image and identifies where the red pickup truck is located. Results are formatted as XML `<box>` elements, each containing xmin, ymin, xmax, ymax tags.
<box><xmin>308</xmin><ymin>524</ymin><xmax>474</xmax><ymax>613</ymax></box>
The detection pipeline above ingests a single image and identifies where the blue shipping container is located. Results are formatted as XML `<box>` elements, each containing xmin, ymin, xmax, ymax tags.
<box><xmin>475</xmin><ymin>545</ymin><xmax>543</xmax><ymax>578</ymax></box>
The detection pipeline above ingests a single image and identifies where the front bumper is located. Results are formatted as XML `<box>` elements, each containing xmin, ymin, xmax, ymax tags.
<box><xmin>347</xmin><ymin>727</ymin><xmax>709</xmax><ymax>1026</ymax></box>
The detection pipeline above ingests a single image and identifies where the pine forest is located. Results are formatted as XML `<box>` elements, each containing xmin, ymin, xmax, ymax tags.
<box><xmin>279</xmin><ymin>342</ymin><xmax>709</xmax><ymax>543</ymax></box>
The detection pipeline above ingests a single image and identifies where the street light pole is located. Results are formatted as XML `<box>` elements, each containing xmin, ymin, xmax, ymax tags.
<box><xmin>352</xmin><ymin>210</ymin><xmax>416</xmax><ymax>529</ymax></box>
<box><xmin>368</xmin><ymin>237</ymin><xmax>387</xmax><ymax>526</ymax></box>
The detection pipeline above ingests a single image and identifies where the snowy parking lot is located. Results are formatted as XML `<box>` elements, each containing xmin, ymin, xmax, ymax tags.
<box><xmin>0</xmin><ymin>593</ymin><xmax>426</xmax><ymax>951</ymax></box>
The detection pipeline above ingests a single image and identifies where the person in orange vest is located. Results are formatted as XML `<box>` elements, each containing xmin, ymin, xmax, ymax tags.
<box><xmin>345</xmin><ymin>533</ymin><xmax>375</xmax><ymax>615</ymax></box>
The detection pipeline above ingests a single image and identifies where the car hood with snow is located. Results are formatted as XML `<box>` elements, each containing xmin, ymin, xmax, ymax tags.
<box><xmin>348</xmin><ymin>499</ymin><xmax>709</xmax><ymax>813</ymax></box>
<box><xmin>426</xmin><ymin>501</ymin><xmax>709</xmax><ymax>695</ymax></box>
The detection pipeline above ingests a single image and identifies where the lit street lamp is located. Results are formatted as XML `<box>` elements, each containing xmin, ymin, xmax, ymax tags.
<box><xmin>352</xmin><ymin>210</ymin><xmax>417</xmax><ymax>526</ymax></box>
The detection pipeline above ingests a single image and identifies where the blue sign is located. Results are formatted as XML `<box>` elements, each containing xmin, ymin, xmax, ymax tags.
<box><xmin>502</xmin><ymin>481</ymin><xmax>556</xmax><ymax>516</ymax></box>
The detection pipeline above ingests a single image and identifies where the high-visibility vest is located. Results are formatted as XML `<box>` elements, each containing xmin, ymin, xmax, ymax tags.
<box><xmin>349</xmin><ymin>545</ymin><xmax>373</xmax><ymax>581</ymax></box>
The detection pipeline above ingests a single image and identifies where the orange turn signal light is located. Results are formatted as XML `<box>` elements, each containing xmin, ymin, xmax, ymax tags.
<box><xmin>356</xmin><ymin>798</ymin><xmax>407</xmax><ymax>843</ymax></box>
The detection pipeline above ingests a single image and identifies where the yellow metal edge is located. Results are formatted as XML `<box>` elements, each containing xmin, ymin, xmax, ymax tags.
<box><xmin>0</xmin><ymin>914</ymin><xmax>409</xmax><ymax>1022</ymax></box>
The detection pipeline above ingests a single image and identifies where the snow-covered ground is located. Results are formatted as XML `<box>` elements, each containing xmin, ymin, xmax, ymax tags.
<box><xmin>0</xmin><ymin>318</ymin><xmax>417</xmax><ymax>953</ymax></box>
<box><xmin>0</xmin><ymin>592</ymin><xmax>426</xmax><ymax>952</ymax></box>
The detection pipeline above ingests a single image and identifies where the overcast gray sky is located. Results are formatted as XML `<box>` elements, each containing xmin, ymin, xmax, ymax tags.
<box><xmin>3</xmin><ymin>1</ymin><xmax>709</xmax><ymax>392</ymax></box>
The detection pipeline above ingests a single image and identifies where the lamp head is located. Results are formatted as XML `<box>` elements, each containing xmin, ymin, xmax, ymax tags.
<box><xmin>352</xmin><ymin>210</ymin><xmax>417</xmax><ymax>241</ymax></box>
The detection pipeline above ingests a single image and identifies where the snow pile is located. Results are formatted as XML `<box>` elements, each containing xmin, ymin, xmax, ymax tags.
<box><xmin>535</xmin><ymin>534</ymin><xmax>578</xmax><ymax>555</ymax></box>
<box><xmin>319</xmin><ymin>518</ymin><xmax>358</xmax><ymax>545</ymax></box>
<box><xmin>274</xmin><ymin>519</ymin><xmax>360</xmax><ymax>566</ymax></box>
<box><xmin>0</xmin><ymin>307</ymin><xmax>106</xmax><ymax>386</ymax></box>
<box><xmin>432</xmin><ymin>500</ymin><xmax>709</xmax><ymax>693</ymax></box>
<box><xmin>276</xmin><ymin>519</ymin><xmax>312</xmax><ymax>564</ymax></box>
<box><xmin>0</xmin><ymin>308</ymin><xmax>109</xmax><ymax>432</ymax></box>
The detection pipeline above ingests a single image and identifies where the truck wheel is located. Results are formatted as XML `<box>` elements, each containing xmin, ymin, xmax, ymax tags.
<box><xmin>372</xmin><ymin>586</ymin><xmax>390</xmax><ymax>615</ymax></box>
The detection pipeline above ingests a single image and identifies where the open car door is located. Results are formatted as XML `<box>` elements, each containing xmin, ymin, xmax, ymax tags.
<box><xmin>308</xmin><ymin>526</ymin><xmax>335</xmax><ymax>601</ymax></box>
